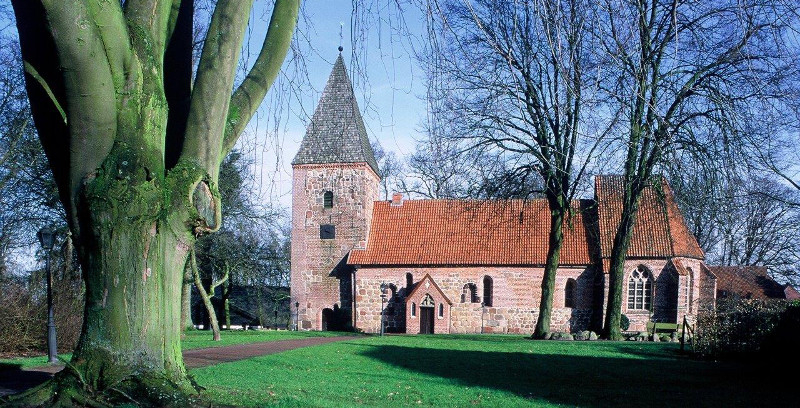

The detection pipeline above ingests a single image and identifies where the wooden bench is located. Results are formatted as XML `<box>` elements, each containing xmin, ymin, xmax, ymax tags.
<box><xmin>646</xmin><ymin>322</ymin><xmax>682</xmax><ymax>337</ymax></box>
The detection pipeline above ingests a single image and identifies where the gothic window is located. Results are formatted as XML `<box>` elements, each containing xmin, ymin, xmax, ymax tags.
<box><xmin>565</xmin><ymin>279</ymin><xmax>576</xmax><ymax>308</ymax></box>
<box><xmin>438</xmin><ymin>303</ymin><xmax>444</xmax><ymax>318</ymax></box>
<box><xmin>483</xmin><ymin>276</ymin><xmax>494</xmax><ymax>307</ymax></box>
<box><xmin>627</xmin><ymin>265</ymin><xmax>653</xmax><ymax>310</ymax></box>
<box><xmin>411</xmin><ymin>302</ymin><xmax>416</xmax><ymax>317</ymax></box>
<box><xmin>319</xmin><ymin>224</ymin><xmax>335</xmax><ymax>239</ymax></box>
<box><xmin>323</xmin><ymin>191</ymin><xmax>333</xmax><ymax>208</ymax></box>
<box><xmin>461</xmin><ymin>283</ymin><xmax>478</xmax><ymax>303</ymax></box>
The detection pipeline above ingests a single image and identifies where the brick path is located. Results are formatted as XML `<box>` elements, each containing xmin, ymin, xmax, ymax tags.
<box><xmin>0</xmin><ymin>335</ymin><xmax>360</xmax><ymax>397</ymax></box>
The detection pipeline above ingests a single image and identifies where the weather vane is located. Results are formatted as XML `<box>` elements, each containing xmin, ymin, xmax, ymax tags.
<box><xmin>338</xmin><ymin>22</ymin><xmax>344</xmax><ymax>52</ymax></box>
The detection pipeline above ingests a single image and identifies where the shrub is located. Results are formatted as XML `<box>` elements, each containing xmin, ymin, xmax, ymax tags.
<box><xmin>0</xmin><ymin>274</ymin><xmax>83</xmax><ymax>355</ymax></box>
<box><xmin>620</xmin><ymin>314</ymin><xmax>630</xmax><ymax>331</ymax></box>
<box><xmin>695</xmin><ymin>298</ymin><xmax>799</xmax><ymax>358</ymax></box>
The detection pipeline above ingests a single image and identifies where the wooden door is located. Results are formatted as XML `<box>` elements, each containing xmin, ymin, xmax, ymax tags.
<box><xmin>419</xmin><ymin>307</ymin><xmax>434</xmax><ymax>334</ymax></box>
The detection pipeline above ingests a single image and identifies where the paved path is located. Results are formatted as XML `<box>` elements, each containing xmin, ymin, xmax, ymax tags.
<box><xmin>0</xmin><ymin>335</ymin><xmax>360</xmax><ymax>397</ymax></box>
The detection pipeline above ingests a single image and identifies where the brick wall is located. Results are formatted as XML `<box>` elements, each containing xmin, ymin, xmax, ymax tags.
<box><xmin>355</xmin><ymin>265</ymin><xmax>598</xmax><ymax>334</ymax></box>
<box><xmin>618</xmin><ymin>258</ymin><xmax>703</xmax><ymax>332</ymax></box>
<box><xmin>290</xmin><ymin>163</ymin><xmax>379</xmax><ymax>330</ymax></box>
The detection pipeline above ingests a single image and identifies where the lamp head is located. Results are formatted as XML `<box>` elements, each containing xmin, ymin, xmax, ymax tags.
<box><xmin>37</xmin><ymin>227</ymin><xmax>56</xmax><ymax>250</ymax></box>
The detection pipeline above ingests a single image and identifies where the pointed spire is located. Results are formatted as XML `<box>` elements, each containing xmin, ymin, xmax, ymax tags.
<box><xmin>292</xmin><ymin>54</ymin><xmax>379</xmax><ymax>175</ymax></box>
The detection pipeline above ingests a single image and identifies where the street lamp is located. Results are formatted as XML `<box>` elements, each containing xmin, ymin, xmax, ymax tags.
<box><xmin>380</xmin><ymin>283</ymin><xmax>388</xmax><ymax>336</ymax></box>
<box><xmin>37</xmin><ymin>227</ymin><xmax>57</xmax><ymax>364</ymax></box>
<box><xmin>294</xmin><ymin>302</ymin><xmax>300</xmax><ymax>331</ymax></box>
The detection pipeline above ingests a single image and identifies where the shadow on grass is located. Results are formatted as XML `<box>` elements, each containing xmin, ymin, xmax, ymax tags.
<box><xmin>0</xmin><ymin>363</ymin><xmax>53</xmax><ymax>398</ymax></box>
<box><xmin>361</xmin><ymin>343</ymin><xmax>790</xmax><ymax>407</ymax></box>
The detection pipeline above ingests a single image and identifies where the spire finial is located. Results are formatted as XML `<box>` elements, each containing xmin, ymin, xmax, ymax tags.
<box><xmin>338</xmin><ymin>22</ymin><xmax>344</xmax><ymax>53</ymax></box>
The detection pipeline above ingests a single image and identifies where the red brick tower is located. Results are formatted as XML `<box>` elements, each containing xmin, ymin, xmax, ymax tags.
<box><xmin>290</xmin><ymin>52</ymin><xmax>380</xmax><ymax>331</ymax></box>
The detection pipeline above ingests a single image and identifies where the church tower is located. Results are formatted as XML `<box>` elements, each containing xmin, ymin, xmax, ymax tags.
<box><xmin>290</xmin><ymin>51</ymin><xmax>380</xmax><ymax>331</ymax></box>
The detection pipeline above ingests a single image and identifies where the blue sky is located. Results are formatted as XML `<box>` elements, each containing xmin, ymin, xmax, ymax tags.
<box><xmin>241</xmin><ymin>0</ymin><xmax>427</xmax><ymax>209</ymax></box>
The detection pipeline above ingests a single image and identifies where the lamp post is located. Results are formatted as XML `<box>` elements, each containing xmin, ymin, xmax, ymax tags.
<box><xmin>37</xmin><ymin>227</ymin><xmax>57</xmax><ymax>364</ymax></box>
<box><xmin>380</xmin><ymin>283</ymin><xmax>388</xmax><ymax>336</ymax></box>
<box><xmin>294</xmin><ymin>301</ymin><xmax>300</xmax><ymax>331</ymax></box>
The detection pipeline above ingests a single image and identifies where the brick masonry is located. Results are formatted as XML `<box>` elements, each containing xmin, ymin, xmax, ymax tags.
<box><xmin>290</xmin><ymin>163</ymin><xmax>379</xmax><ymax>330</ymax></box>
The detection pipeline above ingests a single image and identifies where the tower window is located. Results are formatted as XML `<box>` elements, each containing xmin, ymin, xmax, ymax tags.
<box><xmin>323</xmin><ymin>191</ymin><xmax>334</xmax><ymax>208</ymax></box>
<box><xmin>320</xmin><ymin>224</ymin><xmax>335</xmax><ymax>239</ymax></box>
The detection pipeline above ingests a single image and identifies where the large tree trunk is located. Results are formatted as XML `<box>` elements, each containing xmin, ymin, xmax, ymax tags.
<box><xmin>533</xmin><ymin>198</ymin><xmax>565</xmax><ymax>338</ymax></box>
<box><xmin>8</xmin><ymin>1</ymin><xmax>298</xmax><ymax>405</ymax></box>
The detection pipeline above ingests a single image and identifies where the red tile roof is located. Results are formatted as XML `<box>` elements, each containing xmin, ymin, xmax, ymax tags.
<box><xmin>348</xmin><ymin>175</ymin><xmax>704</xmax><ymax>267</ymax></box>
<box><xmin>595</xmin><ymin>176</ymin><xmax>704</xmax><ymax>260</ymax></box>
<box><xmin>708</xmin><ymin>266</ymin><xmax>788</xmax><ymax>299</ymax></box>
<box><xmin>348</xmin><ymin>199</ymin><xmax>597</xmax><ymax>266</ymax></box>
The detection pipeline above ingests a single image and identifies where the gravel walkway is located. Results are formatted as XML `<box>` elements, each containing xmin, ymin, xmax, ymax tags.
<box><xmin>0</xmin><ymin>335</ymin><xmax>360</xmax><ymax>397</ymax></box>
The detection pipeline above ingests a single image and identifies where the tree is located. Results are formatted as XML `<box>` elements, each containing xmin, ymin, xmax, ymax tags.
<box><xmin>423</xmin><ymin>0</ymin><xmax>606</xmax><ymax>337</ymax></box>
<box><xmin>9</xmin><ymin>0</ymin><xmax>299</xmax><ymax>405</ymax></box>
<box><xmin>191</xmin><ymin>150</ymin><xmax>290</xmax><ymax>334</ymax></box>
<box><xmin>597</xmin><ymin>0</ymin><xmax>800</xmax><ymax>339</ymax></box>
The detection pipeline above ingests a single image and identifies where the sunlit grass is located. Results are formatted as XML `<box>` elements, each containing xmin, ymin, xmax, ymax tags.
<box><xmin>191</xmin><ymin>335</ymin><xmax>791</xmax><ymax>407</ymax></box>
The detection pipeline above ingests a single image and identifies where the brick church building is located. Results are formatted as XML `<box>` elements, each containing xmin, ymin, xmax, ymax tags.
<box><xmin>290</xmin><ymin>53</ymin><xmax>786</xmax><ymax>335</ymax></box>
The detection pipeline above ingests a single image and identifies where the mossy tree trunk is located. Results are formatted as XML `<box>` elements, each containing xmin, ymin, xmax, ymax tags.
<box><xmin>9</xmin><ymin>0</ymin><xmax>299</xmax><ymax>405</ymax></box>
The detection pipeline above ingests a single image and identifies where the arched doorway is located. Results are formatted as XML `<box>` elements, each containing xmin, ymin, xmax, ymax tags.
<box><xmin>419</xmin><ymin>294</ymin><xmax>435</xmax><ymax>334</ymax></box>
<box><xmin>321</xmin><ymin>308</ymin><xmax>334</xmax><ymax>331</ymax></box>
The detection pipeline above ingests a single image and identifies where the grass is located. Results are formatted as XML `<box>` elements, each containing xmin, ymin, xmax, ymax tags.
<box><xmin>2</xmin><ymin>332</ymin><xmax>791</xmax><ymax>407</ymax></box>
<box><xmin>191</xmin><ymin>334</ymin><xmax>793</xmax><ymax>407</ymax></box>
<box><xmin>181</xmin><ymin>329</ymin><xmax>348</xmax><ymax>350</ymax></box>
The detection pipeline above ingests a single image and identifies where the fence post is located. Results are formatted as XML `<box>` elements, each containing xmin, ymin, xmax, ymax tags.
<box><xmin>681</xmin><ymin>316</ymin><xmax>687</xmax><ymax>352</ymax></box>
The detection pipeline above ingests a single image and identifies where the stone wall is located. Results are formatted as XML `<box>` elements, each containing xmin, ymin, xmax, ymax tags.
<box><xmin>290</xmin><ymin>163</ymin><xmax>379</xmax><ymax>330</ymax></box>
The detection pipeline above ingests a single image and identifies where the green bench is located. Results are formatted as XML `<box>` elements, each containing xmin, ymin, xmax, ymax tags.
<box><xmin>646</xmin><ymin>322</ymin><xmax>682</xmax><ymax>337</ymax></box>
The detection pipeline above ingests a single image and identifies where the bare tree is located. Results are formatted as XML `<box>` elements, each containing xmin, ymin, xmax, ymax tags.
<box><xmin>597</xmin><ymin>0</ymin><xmax>800</xmax><ymax>339</ymax></box>
<box><xmin>422</xmin><ymin>0</ymin><xmax>607</xmax><ymax>336</ymax></box>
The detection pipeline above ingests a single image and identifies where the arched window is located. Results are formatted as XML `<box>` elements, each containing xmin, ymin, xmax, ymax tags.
<box><xmin>627</xmin><ymin>265</ymin><xmax>653</xmax><ymax>310</ymax></box>
<box><xmin>323</xmin><ymin>191</ymin><xmax>333</xmax><ymax>208</ymax></box>
<box><xmin>461</xmin><ymin>283</ymin><xmax>478</xmax><ymax>303</ymax></box>
<box><xmin>483</xmin><ymin>276</ymin><xmax>493</xmax><ymax>307</ymax></box>
<box><xmin>411</xmin><ymin>302</ymin><xmax>416</xmax><ymax>317</ymax></box>
<box><xmin>565</xmin><ymin>279</ymin><xmax>576</xmax><ymax>308</ymax></box>
<box><xmin>438</xmin><ymin>303</ymin><xmax>444</xmax><ymax>318</ymax></box>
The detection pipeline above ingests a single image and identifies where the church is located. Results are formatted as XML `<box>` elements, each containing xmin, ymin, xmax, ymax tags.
<box><xmin>289</xmin><ymin>53</ymin><xmax>780</xmax><ymax>335</ymax></box>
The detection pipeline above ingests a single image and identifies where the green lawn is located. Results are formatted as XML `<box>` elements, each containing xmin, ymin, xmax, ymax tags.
<box><xmin>2</xmin><ymin>332</ymin><xmax>791</xmax><ymax>407</ymax></box>
<box><xmin>181</xmin><ymin>329</ymin><xmax>348</xmax><ymax>350</ymax></box>
<box><xmin>191</xmin><ymin>334</ymin><xmax>791</xmax><ymax>407</ymax></box>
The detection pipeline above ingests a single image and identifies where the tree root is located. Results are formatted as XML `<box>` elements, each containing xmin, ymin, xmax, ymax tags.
<box><xmin>3</xmin><ymin>367</ymin><xmax>211</xmax><ymax>407</ymax></box>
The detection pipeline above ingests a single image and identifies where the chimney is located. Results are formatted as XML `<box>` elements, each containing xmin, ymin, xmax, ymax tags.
<box><xmin>391</xmin><ymin>192</ymin><xmax>403</xmax><ymax>206</ymax></box>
